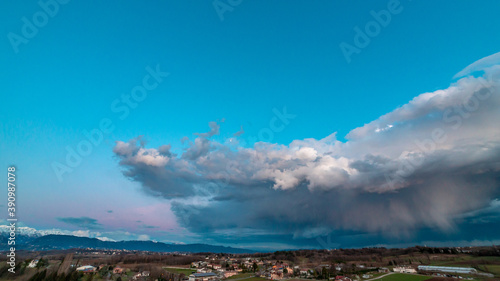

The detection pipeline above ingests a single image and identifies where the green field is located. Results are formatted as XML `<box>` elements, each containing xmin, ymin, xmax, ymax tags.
<box><xmin>430</xmin><ymin>255</ymin><xmax>500</xmax><ymax>267</ymax></box>
<box><xmin>239</xmin><ymin>277</ymin><xmax>267</xmax><ymax>281</ymax></box>
<box><xmin>376</xmin><ymin>273</ymin><xmax>432</xmax><ymax>281</ymax></box>
<box><xmin>477</xmin><ymin>264</ymin><xmax>500</xmax><ymax>275</ymax></box>
<box><xmin>164</xmin><ymin>267</ymin><xmax>196</xmax><ymax>275</ymax></box>
<box><xmin>369</xmin><ymin>272</ymin><xmax>387</xmax><ymax>278</ymax></box>
<box><xmin>227</xmin><ymin>273</ymin><xmax>255</xmax><ymax>279</ymax></box>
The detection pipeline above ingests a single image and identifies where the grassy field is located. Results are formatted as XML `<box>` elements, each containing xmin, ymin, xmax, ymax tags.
<box><xmin>376</xmin><ymin>273</ymin><xmax>432</xmax><ymax>281</ymax></box>
<box><xmin>477</xmin><ymin>264</ymin><xmax>500</xmax><ymax>275</ymax></box>
<box><xmin>430</xmin><ymin>255</ymin><xmax>500</xmax><ymax>267</ymax></box>
<box><xmin>369</xmin><ymin>272</ymin><xmax>387</xmax><ymax>278</ymax></box>
<box><xmin>239</xmin><ymin>277</ymin><xmax>267</xmax><ymax>281</ymax></box>
<box><xmin>427</xmin><ymin>255</ymin><xmax>500</xmax><ymax>276</ymax></box>
<box><xmin>164</xmin><ymin>267</ymin><xmax>196</xmax><ymax>275</ymax></box>
<box><xmin>227</xmin><ymin>273</ymin><xmax>255</xmax><ymax>279</ymax></box>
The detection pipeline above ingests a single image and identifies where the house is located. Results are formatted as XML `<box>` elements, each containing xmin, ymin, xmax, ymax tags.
<box><xmin>142</xmin><ymin>271</ymin><xmax>150</xmax><ymax>277</ymax></box>
<box><xmin>193</xmin><ymin>261</ymin><xmax>208</xmax><ymax>268</ymax></box>
<box><xmin>198</xmin><ymin>268</ymin><xmax>212</xmax><ymax>273</ymax></box>
<box><xmin>28</xmin><ymin>260</ymin><xmax>39</xmax><ymax>268</ymax></box>
<box><xmin>189</xmin><ymin>272</ymin><xmax>218</xmax><ymax>281</ymax></box>
<box><xmin>378</xmin><ymin>268</ymin><xmax>389</xmax><ymax>273</ymax></box>
<box><xmin>133</xmin><ymin>273</ymin><xmax>143</xmax><ymax>280</ymax></box>
<box><xmin>224</xmin><ymin>271</ymin><xmax>238</xmax><ymax>278</ymax></box>
<box><xmin>335</xmin><ymin>276</ymin><xmax>352</xmax><ymax>281</ymax></box>
<box><xmin>270</xmin><ymin>272</ymin><xmax>283</xmax><ymax>280</ymax></box>
<box><xmin>76</xmin><ymin>265</ymin><xmax>97</xmax><ymax>273</ymax></box>
<box><xmin>334</xmin><ymin>264</ymin><xmax>344</xmax><ymax>271</ymax></box>
<box><xmin>210</xmin><ymin>264</ymin><xmax>222</xmax><ymax>270</ymax></box>
<box><xmin>113</xmin><ymin>267</ymin><xmax>124</xmax><ymax>274</ymax></box>
<box><xmin>98</xmin><ymin>264</ymin><xmax>107</xmax><ymax>270</ymax></box>
<box><xmin>300</xmin><ymin>269</ymin><xmax>312</xmax><ymax>277</ymax></box>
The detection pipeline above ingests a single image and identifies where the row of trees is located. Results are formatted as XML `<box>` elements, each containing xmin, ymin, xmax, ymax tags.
<box><xmin>29</xmin><ymin>269</ymin><xmax>83</xmax><ymax>281</ymax></box>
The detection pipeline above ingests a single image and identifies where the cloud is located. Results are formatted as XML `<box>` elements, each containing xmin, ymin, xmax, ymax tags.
<box><xmin>113</xmin><ymin>53</ymin><xmax>500</xmax><ymax>247</ymax></box>
<box><xmin>57</xmin><ymin>217</ymin><xmax>102</xmax><ymax>230</ymax></box>
<box><xmin>139</xmin><ymin>224</ymin><xmax>159</xmax><ymax>229</ymax></box>
<box><xmin>458</xmin><ymin>199</ymin><xmax>500</xmax><ymax>224</ymax></box>
<box><xmin>233</xmin><ymin>126</ymin><xmax>245</xmax><ymax>137</ymax></box>
<box><xmin>453</xmin><ymin>51</ymin><xmax>500</xmax><ymax>79</ymax></box>
<box><xmin>137</xmin><ymin>234</ymin><xmax>151</xmax><ymax>241</ymax></box>
<box><xmin>195</xmin><ymin>121</ymin><xmax>220</xmax><ymax>138</ymax></box>
<box><xmin>0</xmin><ymin>224</ymin><xmax>118</xmax><ymax>242</ymax></box>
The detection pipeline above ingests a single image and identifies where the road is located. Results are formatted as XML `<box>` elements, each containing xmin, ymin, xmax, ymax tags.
<box><xmin>364</xmin><ymin>272</ymin><xmax>394</xmax><ymax>280</ymax></box>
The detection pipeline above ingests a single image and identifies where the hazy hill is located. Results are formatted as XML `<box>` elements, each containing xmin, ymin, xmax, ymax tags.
<box><xmin>7</xmin><ymin>234</ymin><xmax>255</xmax><ymax>254</ymax></box>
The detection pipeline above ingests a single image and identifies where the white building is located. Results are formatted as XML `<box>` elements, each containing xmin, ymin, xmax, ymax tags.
<box><xmin>393</xmin><ymin>266</ymin><xmax>416</xmax><ymax>274</ymax></box>
<box><xmin>189</xmin><ymin>272</ymin><xmax>218</xmax><ymax>281</ymax></box>
<box><xmin>76</xmin><ymin>265</ymin><xmax>96</xmax><ymax>273</ymax></box>
<box><xmin>28</xmin><ymin>260</ymin><xmax>39</xmax><ymax>268</ymax></box>
<box><xmin>417</xmin><ymin>266</ymin><xmax>477</xmax><ymax>274</ymax></box>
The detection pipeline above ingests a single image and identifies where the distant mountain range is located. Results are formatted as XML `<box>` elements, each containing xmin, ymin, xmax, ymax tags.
<box><xmin>2</xmin><ymin>234</ymin><xmax>255</xmax><ymax>254</ymax></box>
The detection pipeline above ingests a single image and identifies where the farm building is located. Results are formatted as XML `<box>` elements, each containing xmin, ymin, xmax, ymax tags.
<box><xmin>417</xmin><ymin>265</ymin><xmax>478</xmax><ymax>274</ymax></box>
<box><xmin>189</xmin><ymin>272</ymin><xmax>218</xmax><ymax>281</ymax></box>
<box><xmin>76</xmin><ymin>265</ymin><xmax>96</xmax><ymax>273</ymax></box>
<box><xmin>393</xmin><ymin>266</ymin><xmax>417</xmax><ymax>273</ymax></box>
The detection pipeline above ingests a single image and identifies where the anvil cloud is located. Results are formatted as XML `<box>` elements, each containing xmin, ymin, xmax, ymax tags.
<box><xmin>114</xmin><ymin>54</ymin><xmax>500</xmax><ymax>247</ymax></box>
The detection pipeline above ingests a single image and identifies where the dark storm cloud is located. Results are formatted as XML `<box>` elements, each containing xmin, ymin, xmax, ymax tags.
<box><xmin>113</xmin><ymin>54</ymin><xmax>500</xmax><ymax>247</ymax></box>
<box><xmin>57</xmin><ymin>217</ymin><xmax>102</xmax><ymax>230</ymax></box>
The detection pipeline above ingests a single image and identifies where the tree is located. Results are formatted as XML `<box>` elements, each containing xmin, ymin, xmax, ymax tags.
<box><xmin>283</xmin><ymin>268</ymin><xmax>288</xmax><ymax>274</ymax></box>
<box><xmin>252</xmin><ymin>262</ymin><xmax>258</xmax><ymax>272</ymax></box>
<box><xmin>36</xmin><ymin>258</ymin><xmax>48</xmax><ymax>269</ymax></box>
<box><xmin>321</xmin><ymin>267</ymin><xmax>328</xmax><ymax>279</ymax></box>
<box><xmin>28</xmin><ymin>269</ymin><xmax>47</xmax><ymax>281</ymax></box>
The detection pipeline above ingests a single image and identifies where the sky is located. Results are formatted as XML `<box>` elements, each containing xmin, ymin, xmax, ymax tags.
<box><xmin>1</xmin><ymin>0</ymin><xmax>500</xmax><ymax>251</ymax></box>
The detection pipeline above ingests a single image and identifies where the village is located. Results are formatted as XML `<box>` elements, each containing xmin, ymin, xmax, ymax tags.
<box><xmin>2</xmin><ymin>246</ymin><xmax>500</xmax><ymax>281</ymax></box>
<box><xmin>62</xmin><ymin>254</ymin><xmax>493</xmax><ymax>281</ymax></box>
<box><xmin>181</xmin><ymin>255</ymin><xmax>487</xmax><ymax>281</ymax></box>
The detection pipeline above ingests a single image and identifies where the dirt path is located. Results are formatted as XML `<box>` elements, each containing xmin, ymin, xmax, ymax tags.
<box><xmin>364</xmin><ymin>272</ymin><xmax>394</xmax><ymax>280</ymax></box>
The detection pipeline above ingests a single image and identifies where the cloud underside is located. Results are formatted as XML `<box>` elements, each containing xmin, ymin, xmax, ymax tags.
<box><xmin>57</xmin><ymin>217</ymin><xmax>102</xmax><ymax>230</ymax></box>
<box><xmin>113</xmin><ymin>55</ymin><xmax>500</xmax><ymax>246</ymax></box>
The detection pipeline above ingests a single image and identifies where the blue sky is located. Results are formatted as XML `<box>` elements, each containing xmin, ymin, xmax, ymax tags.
<box><xmin>1</xmin><ymin>1</ymin><xmax>500</xmax><ymax>250</ymax></box>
